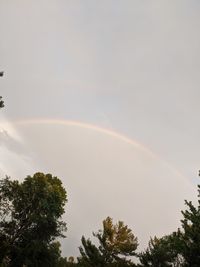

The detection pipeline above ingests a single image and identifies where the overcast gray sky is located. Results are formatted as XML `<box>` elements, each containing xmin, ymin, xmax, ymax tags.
<box><xmin>0</xmin><ymin>0</ymin><xmax>200</xmax><ymax>257</ymax></box>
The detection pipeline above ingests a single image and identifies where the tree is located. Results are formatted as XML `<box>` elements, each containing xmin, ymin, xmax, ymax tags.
<box><xmin>138</xmin><ymin>234</ymin><xmax>183</xmax><ymax>267</ymax></box>
<box><xmin>176</xmin><ymin>187</ymin><xmax>200</xmax><ymax>267</ymax></box>
<box><xmin>0</xmin><ymin>172</ymin><xmax>67</xmax><ymax>266</ymax></box>
<box><xmin>78</xmin><ymin>217</ymin><xmax>138</xmax><ymax>267</ymax></box>
<box><xmin>0</xmin><ymin>71</ymin><xmax>4</xmax><ymax>108</ymax></box>
<box><xmin>139</xmin><ymin>180</ymin><xmax>200</xmax><ymax>267</ymax></box>
<box><xmin>0</xmin><ymin>96</ymin><xmax>4</xmax><ymax>108</ymax></box>
<box><xmin>157</xmin><ymin>183</ymin><xmax>200</xmax><ymax>267</ymax></box>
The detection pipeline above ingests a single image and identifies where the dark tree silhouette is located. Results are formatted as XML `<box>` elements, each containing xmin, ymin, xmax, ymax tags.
<box><xmin>0</xmin><ymin>96</ymin><xmax>4</xmax><ymax>108</ymax></box>
<box><xmin>0</xmin><ymin>172</ymin><xmax>67</xmax><ymax>266</ymax></box>
<box><xmin>0</xmin><ymin>71</ymin><xmax>4</xmax><ymax>108</ymax></box>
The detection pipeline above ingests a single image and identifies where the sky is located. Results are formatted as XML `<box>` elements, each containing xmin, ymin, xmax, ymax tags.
<box><xmin>0</xmin><ymin>0</ymin><xmax>200</xmax><ymax>257</ymax></box>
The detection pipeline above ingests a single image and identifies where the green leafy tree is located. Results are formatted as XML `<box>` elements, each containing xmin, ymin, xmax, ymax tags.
<box><xmin>78</xmin><ymin>217</ymin><xmax>138</xmax><ymax>267</ymax></box>
<box><xmin>0</xmin><ymin>172</ymin><xmax>67</xmax><ymax>266</ymax></box>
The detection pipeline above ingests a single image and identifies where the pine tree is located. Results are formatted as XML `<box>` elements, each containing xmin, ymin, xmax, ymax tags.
<box><xmin>138</xmin><ymin>234</ymin><xmax>183</xmax><ymax>267</ymax></box>
<box><xmin>78</xmin><ymin>217</ymin><xmax>138</xmax><ymax>267</ymax></box>
<box><xmin>177</xmin><ymin>186</ymin><xmax>200</xmax><ymax>266</ymax></box>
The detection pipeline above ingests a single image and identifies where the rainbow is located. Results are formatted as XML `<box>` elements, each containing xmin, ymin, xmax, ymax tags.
<box><xmin>16</xmin><ymin>118</ymin><xmax>153</xmax><ymax>154</ymax></box>
<box><xmin>15</xmin><ymin>118</ymin><xmax>185</xmax><ymax>179</ymax></box>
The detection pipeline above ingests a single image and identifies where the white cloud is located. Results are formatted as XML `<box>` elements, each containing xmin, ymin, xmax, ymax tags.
<box><xmin>0</xmin><ymin>116</ymin><xmax>36</xmax><ymax>179</ymax></box>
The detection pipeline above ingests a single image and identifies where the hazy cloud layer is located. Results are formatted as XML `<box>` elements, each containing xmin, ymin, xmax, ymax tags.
<box><xmin>0</xmin><ymin>1</ymin><xmax>200</xmax><ymax>179</ymax></box>
<box><xmin>13</xmin><ymin>123</ymin><xmax>196</xmax><ymax>256</ymax></box>
<box><xmin>0</xmin><ymin>0</ymin><xmax>200</xmax><ymax>257</ymax></box>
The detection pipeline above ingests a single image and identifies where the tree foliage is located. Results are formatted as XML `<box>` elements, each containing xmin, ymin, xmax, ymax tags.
<box><xmin>0</xmin><ymin>71</ymin><xmax>4</xmax><ymax>108</ymax></box>
<box><xmin>176</xmin><ymin>187</ymin><xmax>200</xmax><ymax>266</ymax></box>
<box><xmin>138</xmin><ymin>182</ymin><xmax>200</xmax><ymax>267</ymax></box>
<box><xmin>78</xmin><ymin>216</ymin><xmax>138</xmax><ymax>267</ymax></box>
<box><xmin>0</xmin><ymin>96</ymin><xmax>4</xmax><ymax>108</ymax></box>
<box><xmin>0</xmin><ymin>172</ymin><xmax>67</xmax><ymax>266</ymax></box>
<box><xmin>138</xmin><ymin>234</ymin><xmax>184</xmax><ymax>267</ymax></box>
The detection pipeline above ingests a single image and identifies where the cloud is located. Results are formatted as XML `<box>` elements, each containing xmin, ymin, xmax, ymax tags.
<box><xmin>14</xmin><ymin>122</ymin><xmax>197</xmax><ymax>256</ymax></box>
<box><xmin>0</xmin><ymin>0</ymin><xmax>200</xmax><ymax>257</ymax></box>
<box><xmin>0</xmin><ymin>116</ymin><xmax>36</xmax><ymax>179</ymax></box>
